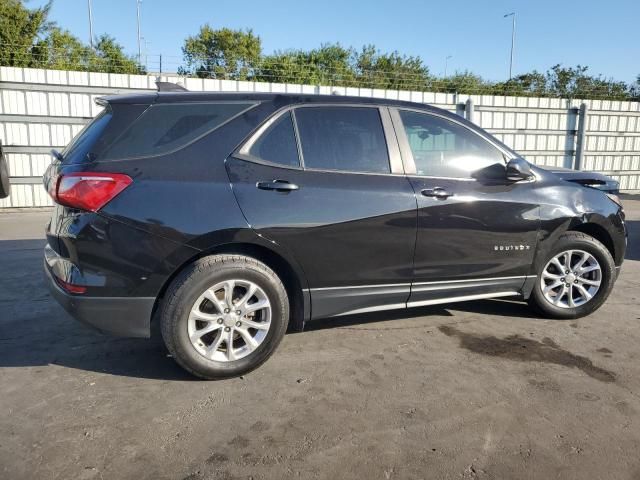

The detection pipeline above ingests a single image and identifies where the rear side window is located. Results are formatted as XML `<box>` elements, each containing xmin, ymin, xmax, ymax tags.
<box><xmin>295</xmin><ymin>107</ymin><xmax>390</xmax><ymax>174</ymax></box>
<box><xmin>399</xmin><ymin>110</ymin><xmax>505</xmax><ymax>178</ymax></box>
<box><xmin>248</xmin><ymin>112</ymin><xmax>300</xmax><ymax>167</ymax></box>
<box><xmin>102</xmin><ymin>102</ymin><xmax>254</xmax><ymax>159</ymax></box>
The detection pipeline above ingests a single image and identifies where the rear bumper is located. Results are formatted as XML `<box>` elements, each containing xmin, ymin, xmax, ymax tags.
<box><xmin>45</xmin><ymin>258</ymin><xmax>154</xmax><ymax>338</ymax></box>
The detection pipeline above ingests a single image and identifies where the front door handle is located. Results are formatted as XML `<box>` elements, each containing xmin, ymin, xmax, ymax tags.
<box><xmin>256</xmin><ymin>179</ymin><xmax>299</xmax><ymax>192</ymax></box>
<box><xmin>421</xmin><ymin>187</ymin><xmax>453</xmax><ymax>199</ymax></box>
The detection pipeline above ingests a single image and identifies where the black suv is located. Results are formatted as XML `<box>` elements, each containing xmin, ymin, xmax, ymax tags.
<box><xmin>43</xmin><ymin>92</ymin><xmax>627</xmax><ymax>379</ymax></box>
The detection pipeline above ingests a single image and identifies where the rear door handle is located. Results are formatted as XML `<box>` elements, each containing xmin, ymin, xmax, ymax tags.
<box><xmin>421</xmin><ymin>187</ymin><xmax>453</xmax><ymax>199</ymax></box>
<box><xmin>256</xmin><ymin>179</ymin><xmax>299</xmax><ymax>192</ymax></box>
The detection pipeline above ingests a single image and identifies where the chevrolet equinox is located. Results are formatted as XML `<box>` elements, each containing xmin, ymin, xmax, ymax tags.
<box><xmin>42</xmin><ymin>92</ymin><xmax>627</xmax><ymax>379</ymax></box>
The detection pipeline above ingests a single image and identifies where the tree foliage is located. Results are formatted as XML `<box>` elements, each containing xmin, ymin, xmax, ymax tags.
<box><xmin>0</xmin><ymin>0</ymin><xmax>143</xmax><ymax>73</ymax></box>
<box><xmin>180</xmin><ymin>25</ymin><xmax>638</xmax><ymax>100</ymax></box>
<box><xmin>181</xmin><ymin>25</ymin><xmax>261</xmax><ymax>79</ymax></box>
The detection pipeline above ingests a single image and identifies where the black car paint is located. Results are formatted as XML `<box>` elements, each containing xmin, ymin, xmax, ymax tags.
<box><xmin>43</xmin><ymin>93</ymin><xmax>626</xmax><ymax>337</ymax></box>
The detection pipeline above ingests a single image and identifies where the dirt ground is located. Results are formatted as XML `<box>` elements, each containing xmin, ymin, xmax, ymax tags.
<box><xmin>1</xmin><ymin>197</ymin><xmax>639</xmax><ymax>480</ymax></box>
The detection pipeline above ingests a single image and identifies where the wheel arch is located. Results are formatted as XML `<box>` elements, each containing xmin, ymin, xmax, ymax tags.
<box><xmin>151</xmin><ymin>241</ymin><xmax>309</xmax><ymax>332</ymax></box>
<box><xmin>567</xmin><ymin>221</ymin><xmax>616</xmax><ymax>263</ymax></box>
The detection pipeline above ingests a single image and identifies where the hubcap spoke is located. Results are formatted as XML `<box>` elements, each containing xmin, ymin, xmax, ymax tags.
<box><xmin>242</xmin><ymin>318</ymin><xmax>271</xmax><ymax>330</ymax></box>
<box><xmin>245</xmin><ymin>299</ymin><xmax>269</xmax><ymax>314</ymax></box>
<box><xmin>575</xmin><ymin>284</ymin><xmax>592</xmax><ymax>301</ymax></box>
<box><xmin>223</xmin><ymin>280</ymin><xmax>236</xmax><ymax>309</ymax></box>
<box><xmin>190</xmin><ymin>323</ymin><xmax>222</xmax><ymax>342</ymax></box>
<box><xmin>236</xmin><ymin>284</ymin><xmax>257</xmax><ymax>310</ymax></box>
<box><xmin>237</xmin><ymin>328</ymin><xmax>259</xmax><ymax>351</ymax></box>
<box><xmin>203</xmin><ymin>289</ymin><xmax>226</xmax><ymax>314</ymax></box>
<box><xmin>225</xmin><ymin>328</ymin><xmax>236</xmax><ymax>361</ymax></box>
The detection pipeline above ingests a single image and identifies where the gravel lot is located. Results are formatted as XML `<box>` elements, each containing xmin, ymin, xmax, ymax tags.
<box><xmin>1</xmin><ymin>197</ymin><xmax>639</xmax><ymax>480</ymax></box>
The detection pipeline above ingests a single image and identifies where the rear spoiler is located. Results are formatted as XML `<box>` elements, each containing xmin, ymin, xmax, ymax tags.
<box><xmin>156</xmin><ymin>81</ymin><xmax>188</xmax><ymax>92</ymax></box>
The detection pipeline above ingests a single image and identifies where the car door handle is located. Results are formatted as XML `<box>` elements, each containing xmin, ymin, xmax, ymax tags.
<box><xmin>256</xmin><ymin>180</ymin><xmax>299</xmax><ymax>192</ymax></box>
<box><xmin>421</xmin><ymin>187</ymin><xmax>453</xmax><ymax>199</ymax></box>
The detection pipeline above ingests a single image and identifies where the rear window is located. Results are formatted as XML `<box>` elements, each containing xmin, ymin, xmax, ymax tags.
<box><xmin>101</xmin><ymin>102</ymin><xmax>255</xmax><ymax>160</ymax></box>
<box><xmin>61</xmin><ymin>106</ymin><xmax>112</xmax><ymax>162</ymax></box>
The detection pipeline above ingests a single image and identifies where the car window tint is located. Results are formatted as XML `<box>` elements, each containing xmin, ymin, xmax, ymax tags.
<box><xmin>62</xmin><ymin>106</ymin><xmax>112</xmax><ymax>162</ymax></box>
<box><xmin>295</xmin><ymin>107</ymin><xmax>390</xmax><ymax>174</ymax></box>
<box><xmin>399</xmin><ymin>110</ymin><xmax>505</xmax><ymax>178</ymax></box>
<box><xmin>248</xmin><ymin>112</ymin><xmax>300</xmax><ymax>167</ymax></box>
<box><xmin>102</xmin><ymin>103</ymin><xmax>253</xmax><ymax>159</ymax></box>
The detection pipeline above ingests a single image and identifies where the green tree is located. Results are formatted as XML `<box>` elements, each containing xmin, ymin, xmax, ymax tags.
<box><xmin>31</xmin><ymin>27</ymin><xmax>91</xmax><ymax>70</ymax></box>
<box><xmin>181</xmin><ymin>25</ymin><xmax>261</xmax><ymax>79</ymax></box>
<box><xmin>257</xmin><ymin>44</ymin><xmax>354</xmax><ymax>85</ymax></box>
<box><xmin>353</xmin><ymin>45</ymin><xmax>431</xmax><ymax>90</ymax></box>
<box><xmin>0</xmin><ymin>0</ymin><xmax>53</xmax><ymax>66</ymax></box>
<box><xmin>90</xmin><ymin>34</ymin><xmax>144</xmax><ymax>74</ymax></box>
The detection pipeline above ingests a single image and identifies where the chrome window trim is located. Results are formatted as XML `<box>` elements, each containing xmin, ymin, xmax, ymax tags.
<box><xmin>235</xmin><ymin>103</ymin><xmax>407</xmax><ymax>177</ymax></box>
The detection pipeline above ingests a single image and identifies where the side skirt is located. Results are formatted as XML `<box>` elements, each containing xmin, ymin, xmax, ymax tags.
<box><xmin>307</xmin><ymin>275</ymin><xmax>536</xmax><ymax>320</ymax></box>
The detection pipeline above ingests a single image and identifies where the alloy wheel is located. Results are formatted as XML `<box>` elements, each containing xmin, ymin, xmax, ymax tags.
<box><xmin>187</xmin><ymin>279</ymin><xmax>272</xmax><ymax>362</ymax></box>
<box><xmin>540</xmin><ymin>249</ymin><xmax>602</xmax><ymax>308</ymax></box>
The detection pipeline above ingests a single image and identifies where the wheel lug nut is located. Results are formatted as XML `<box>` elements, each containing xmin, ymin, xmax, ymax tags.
<box><xmin>236</xmin><ymin>310</ymin><xmax>241</xmax><ymax>315</ymax></box>
<box><xmin>224</xmin><ymin>327</ymin><xmax>230</xmax><ymax>332</ymax></box>
<box><xmin>236</xmin><ymin>321</ymin><xmax>242</xmax><ymax>327</ymax></box>
<box><xmin>224</xmin><ymin>308</ymin><xmax>230</xmax><ymax>313</ymax></box>
<box><xmin>217</xmin><ymin>318</ymin><xmax>223</xmax><ymax>324</ymax></box>
<box><xmin>566</xmin><ymin>283</ymin><xmax>570</xmax><ymax>287</ymax></box>
<box><xmin>574</xmin><ymin>280</ymin><xmax>578</xmax><ymax>284</ymax></box>
<box><xmin>561</xmin><ymin>277</ymin><xmax>565</xmax><ymax>282</ymax></box>
<box><xmin>565</xmin><ymin>270</ymin><xmax>570</xmax><ymax>274</ymax></box>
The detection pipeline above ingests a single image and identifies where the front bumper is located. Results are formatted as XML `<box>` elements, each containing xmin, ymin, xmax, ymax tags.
<box><xmin>45</xmin><ymin>257</ymin><xmax>154</xmax><ymax>338</ymax></box>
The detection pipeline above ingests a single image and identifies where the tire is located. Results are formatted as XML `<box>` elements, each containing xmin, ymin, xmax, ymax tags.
<box><xmin>160</xmin><ymin>254</ymin><xmax>289</xmax><ymax>379</ymax></box>
<box><xmin>529</xmin><ymin>231</ymin><xmax>616</xmax><ymax>319</ymax></box>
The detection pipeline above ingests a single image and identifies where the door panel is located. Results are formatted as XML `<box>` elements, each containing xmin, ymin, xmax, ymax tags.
<box><xmin>392</xmin><ymin>107</ymin><xmax>540</xmax><ymax>304</ymax></box>
<box><xmin>226</xmin><ymin>158</ymin><xmax>417</xmax><ymax>317</ymax></box>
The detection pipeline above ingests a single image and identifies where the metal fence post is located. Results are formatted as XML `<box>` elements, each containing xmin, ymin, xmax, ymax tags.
<box><xmin>574</xmin><ymin>103</ymin><xmax>588</xmax><ymax>170</ymax></box>
<box><xmin>465</xmin><ymin>98</ymin><xmax>474</xmax><ymax>123</ymax></box>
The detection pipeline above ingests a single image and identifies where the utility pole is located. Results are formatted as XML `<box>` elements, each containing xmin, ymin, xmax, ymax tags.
<box><xmin>136</xmin><ymin>0</ymin><xmax>142</xmax><ymax>65</ymax></box>
<box><xmin>504</xmin><ymin>12</ymin><xmax>516</xmax><ymax>80</ymax></box>
<box><xmin>444</xmin><ymin>55</ymin><xmax>452</xmax><ymax>77</ymax></box>
<box><xmin>87</xmin><ymin>0</ymin><xmax>94</xmax><ymax>49</ymax></box>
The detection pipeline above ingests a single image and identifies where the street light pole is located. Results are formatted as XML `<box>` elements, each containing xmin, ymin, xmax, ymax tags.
<box><xmin>136</xmin><ymin>0</ymin><xmax>142</xmax><ymax>65</ymax></box>
<box><xmin>444</xmin><ymin>55</ymin><xmax>452</xmax><ymax>77</ymax></box>
<box><xmin>87</xmin><ymin>0</ymin><xmax>94</xmax><ymax>49</ymax></box>
<box><xmin>504</xmin><ymin>12</ymin><xmax>516</xmax><ymax>80</ymax></box>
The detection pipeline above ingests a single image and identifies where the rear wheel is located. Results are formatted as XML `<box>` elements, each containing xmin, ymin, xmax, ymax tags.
<box><xmin>160</xmin><ymin>254</ymin><xmax>289</xmax><ymax>379</ymax></box>
<box><xmin>529</xmin><ymin>231</ymin><xmax>616</xmax><ymax>319</ymax></box>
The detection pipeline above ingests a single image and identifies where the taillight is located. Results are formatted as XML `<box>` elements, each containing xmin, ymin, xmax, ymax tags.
<box><xmin>48</xmin><ymin>172</ymin><xmax>132</xmax><ymax>212</ymax></box>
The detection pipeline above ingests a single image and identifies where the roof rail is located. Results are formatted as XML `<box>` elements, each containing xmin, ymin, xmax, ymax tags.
<box><xmin>156</xmin><ymin>81</ymin><xmax>188</xmax><ymax>92</ymax></box>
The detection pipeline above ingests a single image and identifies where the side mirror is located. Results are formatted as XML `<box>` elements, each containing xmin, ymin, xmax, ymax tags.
<box><xmin>506</xmin><ymin>158</ymin><xmax>534</xmax><ymax>182</ymax></box>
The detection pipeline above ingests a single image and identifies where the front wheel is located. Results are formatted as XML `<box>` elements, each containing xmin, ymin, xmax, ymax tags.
<box><xmin>529</xmin><ymin>231</ymin><xmax>616</xmax><ymax>319</ymax></box>
<box><xmin>160</xmin><ymin>254</ymin><xmax>289</xmax><ymax>379</ymax></box>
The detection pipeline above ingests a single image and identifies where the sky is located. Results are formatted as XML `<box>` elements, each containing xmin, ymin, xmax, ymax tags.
<box><xmin>31</xmin><ymin>0</ymin><xmax>639</xmax><ymax>83</ymax></box>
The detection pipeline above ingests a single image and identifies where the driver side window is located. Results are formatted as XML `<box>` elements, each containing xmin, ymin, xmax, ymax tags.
<box><xmin>399</xmin><ymin>110</ymin><xmax>505</xmax><ymax>178</ymax></box>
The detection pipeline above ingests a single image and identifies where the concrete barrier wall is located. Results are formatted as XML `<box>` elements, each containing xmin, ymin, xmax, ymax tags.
<box><xmin>1</xmin><ymin>66</ymin><xmax>639</xmax><ymax>208</ymax></box>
